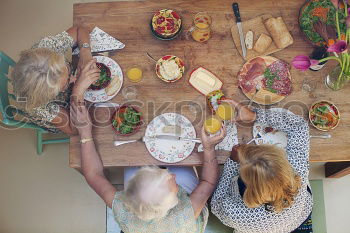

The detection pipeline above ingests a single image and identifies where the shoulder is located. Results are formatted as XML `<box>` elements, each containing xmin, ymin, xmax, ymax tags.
<box><xmin>32</xmin><ymin>31</ymin><xmax>75</xmax><ymax>54</ymax></box>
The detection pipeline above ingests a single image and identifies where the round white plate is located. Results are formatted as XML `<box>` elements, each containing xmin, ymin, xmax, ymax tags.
<box><xmin>144</xmin><ymin>113</ymin><xmax>196</xmax><ymax>163</ymax></box>
<box><xmin>84</xmin><ymin>56</ymin><xmax>123</xmax><ymax>103</ymax></box>
<box><xmin>252</xmin><ymin>108</ymin><xmax>292</xmax><ymax>149</ymax></box>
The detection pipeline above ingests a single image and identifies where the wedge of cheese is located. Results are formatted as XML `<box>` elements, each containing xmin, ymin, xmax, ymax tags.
<box><xmin>189</xmin><ymin>67</ymin><xmax>223</xmax><ymax>95</ymax></box>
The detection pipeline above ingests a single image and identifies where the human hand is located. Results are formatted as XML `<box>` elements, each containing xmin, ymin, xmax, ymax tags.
<box><xmin>230</xmin><ymin>144</ymin><xmax>241</xmax><ymax>163</ymax></box>
<box><xmin>72</xmin><ymin>59</ymin><xmax>100</xmax><ymax>98</ymax></box>
<box><xmin>70</xmin><ymin>102</ymin><xmax>92</xmax><ymax>136</ymax></box>
<box><xmin>200</xmin><ymin>124</ymin><xmax>226</xmax><ymax>151</ymax></box>
<box><xmin>77</xmin><ymin>48</ymin><xmax>95</xmax><ymax>76</ymax></box>
<box><xmin>220</xmin><ymin>99</ymin><xmax>256</xmax><ymax>123</ymax></box>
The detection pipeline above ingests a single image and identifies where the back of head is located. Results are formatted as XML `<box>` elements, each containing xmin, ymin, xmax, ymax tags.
<box><xmin>120</xmin><ymin>166</ymin><xmax>179</xmax><ymax>221</ymax></box>
<box><xmin>238</xmin><ymin>144</ymin><xmax>301</xmax><ymax>212</ymax></box>
<box><xmin>11</xmin><ymin>48</ymin><xmax>65</xmax><ymax>110</ymax></box>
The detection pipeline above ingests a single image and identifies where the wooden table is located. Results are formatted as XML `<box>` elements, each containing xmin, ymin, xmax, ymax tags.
<box><xmin>70</xmin><ymin>0</ymin><xmax>350</xmax><ymax>170</ymax></box>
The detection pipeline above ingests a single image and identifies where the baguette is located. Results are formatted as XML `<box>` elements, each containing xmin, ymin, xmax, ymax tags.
<box><xmin>264</xmin><ymin>17</ymin><xmax>293</xmax><ymax>48</ymax></box>
<box><xmin>245</xmin><ymin>30</ymin><xmax>254</xmax><ymax>50</ymax></box>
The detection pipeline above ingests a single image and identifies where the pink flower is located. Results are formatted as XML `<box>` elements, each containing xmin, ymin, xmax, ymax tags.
<box><xmin>292</xmin><ymin>55</ymin><xmax>319</xmax><ymax>71</ymax></box>
<box><xmin>327</xmin><ymin>40</ymin><xmax>348</xmax><ymax>53</ymax></box>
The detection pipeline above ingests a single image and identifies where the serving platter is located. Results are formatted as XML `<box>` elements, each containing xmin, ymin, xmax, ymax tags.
<box><xmin>238</xmin><ymin>56</ymin><xmax>292</xmax><ymax>105</ymax></box>
<box><xmin>84</xmin><ymin>56</ymin><xmax>123</xmax><ymax>103</ymax></box>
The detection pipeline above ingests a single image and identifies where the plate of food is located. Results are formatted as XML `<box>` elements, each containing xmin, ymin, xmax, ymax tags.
<box><xmin>112</xmin><ymin>105</ymin><xmax>143</xmax><ymax>136</ymax></box>
<box><xmin>144</xmin><ymin>113</ymin><xmax>196</xmax><ymax>163</ymax></box>
<box><xmin>84</xmin><ymin>56</ymin><xmax>123</xmax><ymax>103</ymax></box>
<box><xmin>155</xmin><ymin>55</ymin><xmax>185</xmax><ymax>82</ymax></box>
<box><xmin>252</xmin><ymin>108</ymin><xmax>291</xmax><ymax>149</ymax></box>
<box><xmin>309</xmin><ymin>100</ymin><xmax>340</xmax><ymax>131</ymax></box>
<box><xmin>299</xmin><ymin>0</ymin><xmax>346</xmax><ymax>47</ymax></box>
<box><xmin>206</xmin><ymin>90</ymin><xmax>226</xmax><ymax>112</ymax></box>
<box><xmin>238</xmin><ymin>56</ymin><xmax>292</xmax><ymax>105</ymax></box>
<box><xmin>150</xmin><ymin>9</ymin><xmax>182</xmax><ymax>40</ymax></box>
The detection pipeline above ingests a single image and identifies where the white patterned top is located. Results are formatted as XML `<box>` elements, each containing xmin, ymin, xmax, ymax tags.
<box><xmin>211</xmin><ymin>109</ymin><xmax>313</xmax><ymax>233</ymax></box>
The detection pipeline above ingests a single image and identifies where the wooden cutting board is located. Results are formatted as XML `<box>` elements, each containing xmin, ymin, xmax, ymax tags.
<box><xmin>231</xmin><ymin>14</ymin><xmax>288</xmax><ymax>61</ymax></box>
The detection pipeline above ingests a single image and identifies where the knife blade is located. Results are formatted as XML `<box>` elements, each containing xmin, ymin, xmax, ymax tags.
<box><xmin>232</xmin><ymin>3</ymin><xmax>247</xmax><ymax>58</ymax></box>
<box><xmin>146</xmin><ymin>135</ymin><xmax>202</xmax><ymax>143</ymax></box>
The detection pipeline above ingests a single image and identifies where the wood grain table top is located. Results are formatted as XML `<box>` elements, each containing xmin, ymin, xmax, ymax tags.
<box><xmin>70</xmin><ymin>0</ymin><xmax>350</xmax><ymax>169</ymax></box>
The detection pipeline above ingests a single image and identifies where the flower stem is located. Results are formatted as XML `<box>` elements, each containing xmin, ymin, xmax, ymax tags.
<box><xmin>336</xmin><ymin>10</ymin><xmax>341</xmax><ymax>40</ymax></box>
<box><xmin>318</xmin><ymin>56</ymin><xmax>342</xmax><ymax>64</ymax></box>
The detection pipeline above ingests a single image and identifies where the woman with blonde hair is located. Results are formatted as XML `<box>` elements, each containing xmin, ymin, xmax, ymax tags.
<box><xmin>11</xmin><ymin>26</ymin><xmax>99</xmax><ymax>134</ymax></box>
<box><xmin>211</xmin><ymin>99</ymin><xmax>313</xmax><ymax>233</ymax></box>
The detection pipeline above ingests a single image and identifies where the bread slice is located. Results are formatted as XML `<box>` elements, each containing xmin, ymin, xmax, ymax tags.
<box><xmin>245</xmin><ymin>30</ymin><xmax>254</xmax><ymax>49</ymax></box>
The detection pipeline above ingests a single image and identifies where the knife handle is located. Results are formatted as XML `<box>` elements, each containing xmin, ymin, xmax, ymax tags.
<box><xmin>232</xmin><ymin>2</ymin><xmax>241</xmax><ymax>22</ymax></box>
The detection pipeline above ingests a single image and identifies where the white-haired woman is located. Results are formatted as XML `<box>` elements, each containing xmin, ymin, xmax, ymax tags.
<box><xmin>70</xmin><ymin>102</ymin><xmax>226</xmax><ymax>233</ymax></box>
<box><xmin>210</xmin><ymin>99</ymin><xmax>313</xmax><ymax>233</ymax></box>
<box><xmin>11</xmin><ymin>27</ymin><xmax>100</xmax><ymax>134</ymax></box>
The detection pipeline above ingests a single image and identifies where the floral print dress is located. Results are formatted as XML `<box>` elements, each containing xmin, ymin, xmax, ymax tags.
<box><xmin>20</xmin><ymin>31</ymin><xmax>75</xmax><ymax>133</ymax></box>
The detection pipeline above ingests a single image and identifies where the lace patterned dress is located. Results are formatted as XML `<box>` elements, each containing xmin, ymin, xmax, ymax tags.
<box><xmin>211</xmin><ymin>109</ymin><xmax>313</xmax><ymax>233</ymax></box>
<box><xmin>19</xmin><ymin>31</ymin><xmax>75</xmax><ymax>133</ymax></box>
<box><xmin>112</xmin><ymin>186</ymin><xmax>208</xmax><ymax>233</ymax></box>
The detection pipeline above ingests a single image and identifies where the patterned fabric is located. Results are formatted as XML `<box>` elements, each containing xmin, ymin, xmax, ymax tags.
<box><xmin>293</xmin><ymin>214</ymin><xmax>313</xmax><ymax>233</ymax></box>
<box><xmin>211</xmin><ymin>109</ymin><xmax>313</xmax><ymax>233</ymax></box>
<box><xmin>112</xmin><ymin>186</ymin><xmax>208</xmax><ymax>233</ymax></box>
<box><xmin>18</xmin><ymin>31</ymin><xmax>75</xmax><ymax>133</ymax></box>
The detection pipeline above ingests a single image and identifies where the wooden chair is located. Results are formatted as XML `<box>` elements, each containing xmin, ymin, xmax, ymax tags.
<box><xmin>0</xmin><ymin>51</ymin><xmax>69</xmax><ymax>155</ymax></box>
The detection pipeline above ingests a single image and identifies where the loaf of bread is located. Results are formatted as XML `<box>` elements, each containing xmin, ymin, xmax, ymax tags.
<box><xmin>264</xmin><ymin>17</ymin><xmax>293</xmax><ymax>49</ymax></box>
<box><xmin>253</xmin><ymin>33</ymin><xmax>272</xmax><ymax>53</ymax></box>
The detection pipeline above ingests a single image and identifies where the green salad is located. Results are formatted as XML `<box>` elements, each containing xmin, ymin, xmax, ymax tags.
<box><xmin>113</xmin><ymin>106</ymin><xmax>142</xmax><ymax>135</ymax></box>
<box><xmin>299</xmin><ymin>0</ymin><xmax>346</xmax><ymax>46</ymax></box>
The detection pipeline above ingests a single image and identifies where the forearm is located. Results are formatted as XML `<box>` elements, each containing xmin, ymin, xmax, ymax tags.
<box><xmin>190</xmin><ymin>149</ymin><xmax>219</xmax><ymax>218</ymax></box>
<box><xmin>80</xmin><ymin>130</ymin><xmax>104</xmax><ymax>178</ymax></box>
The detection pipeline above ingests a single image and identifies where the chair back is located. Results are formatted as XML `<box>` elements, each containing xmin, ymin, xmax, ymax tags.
<box><xmin>0</xmin><ymin>51</ymin><xmax>16</xmax><ymax>122</ymax></box>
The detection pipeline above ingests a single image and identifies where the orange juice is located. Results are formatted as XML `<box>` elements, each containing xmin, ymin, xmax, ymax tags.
<box><xmin>204</xmin><ymin>116</ymin><xmax>222</xmax><ymax>134</ymax></box>
<box><xmin>127</xmin><ymin>67</ymin><xmax>143</xmax><ymax>83</ymax></box>
<box><xmin>216</xmin><ymin>103</ymin><xmax>235</xmax><ymax>121</ymax></box>
<box><xmin>191</xmin><ymin>12</ymin><xmax>212</xmax><ymax>42</ymax></box>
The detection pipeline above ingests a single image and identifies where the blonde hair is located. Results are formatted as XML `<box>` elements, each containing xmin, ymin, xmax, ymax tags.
<box><xmin>238</xmin><ymin>144</ymin><xmax>301</xmax><ymax>212</ymax></box>
<box><xmin>11</xmin><ymin>48</ymin><xmax>66</xmax><ymax>110</ymax></box>
<box><xmin>120</xmin><ymin>166</ymin><xmax>179</xmax><ymax>221</ymax></box>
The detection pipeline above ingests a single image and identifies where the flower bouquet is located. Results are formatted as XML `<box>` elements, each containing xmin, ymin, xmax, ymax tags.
<box><xmin>293</xmin><ymin>0</ymin><xmax>350</xmax><ymax>90</ymax></box>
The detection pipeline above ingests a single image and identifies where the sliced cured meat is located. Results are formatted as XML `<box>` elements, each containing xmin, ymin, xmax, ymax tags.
<box><xmin>263</xmin><ymin>60</ymin><xmax>292</xmax><ymax>96</ymax></box>
<box><xmin>238</xmin><ymin>57</ymin><xmax>266</xmax><ymax>92</ymax></box>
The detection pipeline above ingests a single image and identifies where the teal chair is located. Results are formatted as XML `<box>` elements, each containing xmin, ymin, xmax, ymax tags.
<box><xmin>0</xmin><ymin>51</ymin><xmax>69</xmax><ymax>155</ymax></box>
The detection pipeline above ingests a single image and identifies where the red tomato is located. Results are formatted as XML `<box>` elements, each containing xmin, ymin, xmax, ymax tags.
<box><xmin>162</xmin><ymin>55</ymin><xmax>172</xmax><ymax>60</ymax></box>
<box><xmin>171</xmin><ymin>11</ymin><xmax>180</xmax><ymax>19</ymax></box>
<box><xmin>156</xmin><ymin>16</ymin><xmax>165</xmax><ymax>25</ymax></box>
<box><xmin>179</xmin><ymin>60</ymin><xmax>185</xmax><ymax>67</ymax></box>
<box><xmin>166</xmin><ymin>18</ymin><xmax>174</xmax><ymax>25</ymax></box>
<box><xmin>167</xmin><ymin>25</ymin><xmax>174</xmax><ymax>31</ymax></box>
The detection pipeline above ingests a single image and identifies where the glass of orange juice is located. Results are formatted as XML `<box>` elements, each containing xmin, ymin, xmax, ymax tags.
<box><xmin>204</xmin><ymin>116</ymin><xmax>222</xmax><ymax>134</ymax></box>
<box><xmin>216</xmin><ymin>103</ymin><xmax>235</xmax><ymax>121</ymax></box>
<box><xmin>189</xmin><ymin>12</ymin><xmax>212</xmax><ymax>42</ymax></box>
<box><xmin>127</xmin><ymin>67</ymin><xmax>143</xmax><ymax>83</ymax></box>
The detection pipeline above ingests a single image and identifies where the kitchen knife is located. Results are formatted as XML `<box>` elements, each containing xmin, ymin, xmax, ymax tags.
<box><xmin>232</xmin><ymin>2</ymin><xmax>247</xmax><ymax>58</ymax></box>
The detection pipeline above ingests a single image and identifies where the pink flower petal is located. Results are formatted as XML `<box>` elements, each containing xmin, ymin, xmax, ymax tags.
<box><xmin>327</xmin><ymin>40</ymin><xmax>347</xmax><ymax>53</ymax></box>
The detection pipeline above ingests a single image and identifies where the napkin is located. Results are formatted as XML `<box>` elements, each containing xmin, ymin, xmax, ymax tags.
<box><xmin>72</xmin><ymin>26</ymin><xmax>125</xmax><ymax>55</ymax></box>
<box><xmin>198</xmin><ymin>121</ymin><xmax>238</xmax><ymax>152</ymax></box>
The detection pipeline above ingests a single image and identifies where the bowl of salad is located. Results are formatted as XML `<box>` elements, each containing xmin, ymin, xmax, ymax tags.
<box><xmin>89</xmin><ymin>62</ymin><xmax>112</xmax><ymax>90</ymax></box>
<box><xmin>309</xmin><ymin>100</ymin><xmax>340</xmax><ymax>131</ymax></box>
<box><xmin>112</xmin><ymin>105</ymin><xmax>143</xmax><ymax>136</ymax></box>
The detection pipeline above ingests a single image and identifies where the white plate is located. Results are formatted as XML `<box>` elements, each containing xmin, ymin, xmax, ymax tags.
<box><xmin>252</xmin><ymin>108</ymin><xmax>292</xmax><ymax>149</ymax></box>
<box><xmin>144</xmin><ymin>113</ymin><xmax>196</xmax><ymax>163</ymax></box>
<box><xmin>84</xmin><ymin>56</ymin><xmax>123</xmax><ymax>103</ymax></box>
